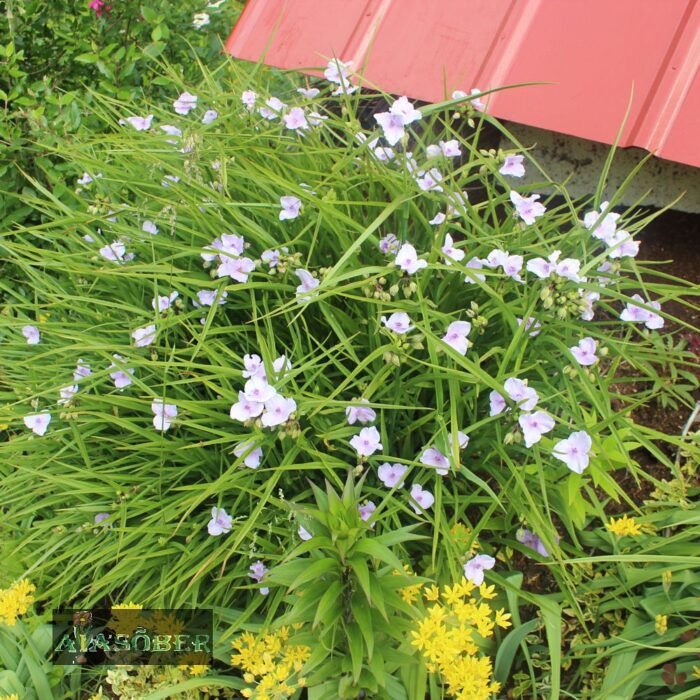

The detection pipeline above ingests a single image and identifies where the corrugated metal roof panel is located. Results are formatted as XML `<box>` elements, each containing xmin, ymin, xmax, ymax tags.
<box><xmin>225</xmin><ymin>0</ymin><xmax>700</xmax><ymax>168</ymax></box>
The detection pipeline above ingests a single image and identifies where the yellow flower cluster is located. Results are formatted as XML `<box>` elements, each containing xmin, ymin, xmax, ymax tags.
<box><xmin>411</xmin><ymin>579</ymin><xmax>511</xmax><ymax>700</ymax></box>
<box><xmin>606</xmin><ymin>515</ymin><xmax>642</xmax><ymax>537</ymax></box>
<box><xmin>231</xmin><ymin>626</ymin><xmax>310</xmax><ymax>700</ymax></box>
<box><xmin>0</xmin><ymin>579</ymin><xmax>35</xmax><ymax>626</ymax></box>
<box><xmin>0</xmin><ymin>695</ymin><xmax>20</xmax><ymax>700</ymax></box>
<box><xmin>396</xmin><ymin>564</ymin><xmax>424</xmax><ymax>604</ymax></box>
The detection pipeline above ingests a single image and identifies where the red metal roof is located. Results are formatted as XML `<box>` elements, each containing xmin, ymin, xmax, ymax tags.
<box><xmin>225</xmin><ymin>0</ymin><xmax>700</xmax><ymax>168</ymax></box>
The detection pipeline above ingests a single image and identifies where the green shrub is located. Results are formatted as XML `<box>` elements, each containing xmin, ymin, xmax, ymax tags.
<box><xmin>0</xmin><ymin>0</ymin><xmax>240</xmax><ymax>229</ymax></box>
<box><xmin>0</xmin><ymin>56</ymin><xmax>698</xmax><ymax>698</ymax></box>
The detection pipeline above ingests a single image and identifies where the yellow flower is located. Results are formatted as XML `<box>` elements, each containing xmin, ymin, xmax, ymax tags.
<box><xmin>478</xmin><ymin>583</ymin><xmax>497</xmax><ymax>600</ymax></box>
<box><xmin>0</xmin><ymin>695</ymin><xmax>20</xmax><ymax>700</ymax></box>
<box><xmin>424</xmin><ymin>584</ymin><xmax>440</xmax><ymax>602</ymax></box>
<box><xmin>495</xmin><ymin>609</ymin><xmax>512</xmax><ymax>629</ymax></box>
<box><xmin>0</xmin><ymin>579</ymin><xmax>35</xmax><ymax>626</ymax></box>
<box><xmin>606</xmin><ymin>515</ymin><xmax>642</xmax><ymax>537</ymax></box>
<box><xmin>655</xmin><ymin>614</ymin><xmax>668</xmax><ymax>635</ymax></box>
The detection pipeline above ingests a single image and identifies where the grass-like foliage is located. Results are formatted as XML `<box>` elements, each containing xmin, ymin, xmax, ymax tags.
<box><xmin>0</xmin><ymin>56</ymin><xmax>698</xmax><ymax>699</ymax></box>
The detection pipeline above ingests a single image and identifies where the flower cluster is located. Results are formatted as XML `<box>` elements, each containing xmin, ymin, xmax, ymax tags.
<box><xmin>231</xmin><ymin>626</ymin><xmax>310</xmax><ymax>700</ymax></box>
<box><xmin>0</xmin><ymin>579</ymin><xmax>35</xmax><ymax>626</ymax></box>
<box><xmin>411</xmin><ymin>578</ymin><xmax>511</xmax><ymax>700</ymax></box>
<box><xmin>606</xmin><ymin>515</ymin><xmax>642</xmax><ymax>537</ymax></box>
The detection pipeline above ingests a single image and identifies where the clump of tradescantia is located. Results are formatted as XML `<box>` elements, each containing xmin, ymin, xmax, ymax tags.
<box><xmin>7</xmin><ymin>55</ymin><xmax>686</xmax><ymax>700</ymax></box>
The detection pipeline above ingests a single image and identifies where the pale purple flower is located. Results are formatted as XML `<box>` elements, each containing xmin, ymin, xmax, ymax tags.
<box><xmin>295</xmin><ymin>269</ymin><xmax>320</xmax><ymax>302</ymax></box>
<box><xmin>555</xmin><ymin>258</ymin><xmax>582</xmax><ymax>282</ymax></box>
<box><xmin>22</xmin><ymin>325</ymin><xmax>40</xmax><ymax>345</ymax></box>
<box><xmin>449</xmin><ymin>431</ymin><xmax>470</xmax><ymax>450</ymax></box>
<box><xmin>620</xmin><ymin>294</ymin><xmax>664</xmax><ymax>329</ymax></box>
<box><xmin>283</xmin><ymin>107</ymin><xmax>309</xmax><ymax>131</ymax></box>
<box><xmin>374</xmin><ymin>111</ymin><xmax>407</xmax><ymax>146</ymax></box>
<box><xmin>244</xmin><ymin>377</ymin><xmax>277</xmax><ymax>404</ymax></box>
<box><xmin>346</xmin><ymin>399</ymin><xmax>376</xmax><ymax>425</ymax></box>
<box><xmin>24</xmin><ymin>412</ymin><xmax>51</xmax><ymax>436</ymax></box>
<box><xmin>152</xmin><ymin>399</ymin><xmax>177</xmax><ymax>431</ymax></box>
<box><xmin>217</xmin><ymin>256</ymin><xmax>256</xmax><ymax>282</ymax></box>
<box><xmin>510</xmin><ymin>191</ymin><xmax>546</xmax><ymax>225</ymax></box>
<box><xmin>527</xmin><ymin>250</ymin><xmax>561</xmax><ymax>279</ymax></box>
<box><xmin>58</xmin><ymin>384</ymin><xmax>79</xmax><ymax>405</ymax></box>
<box><xmin>377</xmin><ymin>462</ymin><xmax>407</xmax><ymax>488</ymax></box>
<box><xmin>427</xmin><ymin>139</ymin><xmax>461</xmax><ymax>158</ymax></box>
<box><xmin>416</xmin><ymin>168</ymin><xmax>443</xmax><ymax>192</ymax></box>
<box><xmin>207</xmin><ymin>507</ymin><xmax>232</xmax><ymax>536</ymax></box>
<box><xmin>441</xmin><ymin>234</ymin><xmax>465</xmax><ymax>265</ymax></box>
<box><xmin>429</xmin><ymin>212</ymin><xmax>446</xmax><ymax>226</ymax></box>
<box><xmin>279</xmin><ymin>195</ymin><xmax>301</xmax><ymax>221</ymax></box>
<box><xmin>132</xmin><ymin>324</ymin><xmax>156</xmax><ymax>348</ymax></box>
<box><xmin>504</xmin><ymin>378</ymin><xmax>539</xmax><ymax>412</ymax></box>
<box><xmin>372</xmin><ymin>143</ymin><xmax>395</xmax><ymax>161</ymax></box>
<box><xmin>463</xmin><ymin>257</ymin><xmax>486</xmax><ymax>283</ymax></box>
<box><xmin>161</xmin><ymin>175</ymin><xmax>180</xmax><ymax>188</ymax></box>
<box><xmin>469</xmin><ymin>88</ymin><xmax>486</xmax><ymax>111</ymax></box>
<box><xmin>379</xmin><ymin>233</ymin><xmax>400</xmax><ymax>255</ymax></box>
<box><xmin>607</xmin><ymin>231</ymin><xmax>639</xmax><ymax>259</ymax></box>
<box><xmin>553</xmin><ymin>430</ymin><xmax>592</xmax><ymax>473</ymax></box>
<box><xmin>463</xmin><ymin>554</ymin><xmax>495</xmax><ymax>585</ymax></box>
<box><xmin>358</xmin><ymin>501</ymin><xmax>376</xmax><ymax>522</ymax></box>
<box><xmin>297</xmin><ymin>87</ymin><xmax>321</xmax><ymax>99</ymax></box>
<box><xmin>173</xmin><ymin>91</ymin><xmax>198</xmax><ymax>115</ymax></box>
<box><xmin>420</xmin><ymin>447</ymin><xmax>450</xmax><ymax>476</ymax></box>
<box><xmin>381</xmin><ymin>312</ymin><xmax>413</xmax><ymax>334</ymax></box>
<box><xmin>99</xmin><ymin>240</ymin><xmax>132</xmax><ymax>264</ymax></box>
<box><xmin>298</xmin><ymin>524</ymin><xmax>313</xmax><ymax>540</ymax></box>
<box><xmin>502</xmin><ymin>254</ymin><xmax>524</xmax><ymax>282</ymax></box>
<box><xmin>395</xmin><ymin>243</ymin><xmax>427</xmax><ymax>274</ymax></box>
<box><xmin>242</xmin><ymin>354</ymin><xmax>266</xmax><ymax>380</ymax></box>
<box><xmin>261</xmin><ymin>395</ymin><xmax>296</xmax><ymax>427</ymax></box>
<box><xmin>249</xmin><ymin>560</ymin><xmax>268</xmax><ymax>588</ymax></box>
<box><xmin>272</xmin><ymin>355</ymin><xmax>292</xmax><ymax>377</ymax></box>
<box><xmin>324</xmin><ymin>59</ymin><xmax>355</xmax><ymax>94</ymax></box>
<box><xmin>142</xmin><ymin>220</ymin><xmax>158</xmax><ymax>235</ymax></box>
<box><xmin>234</xmin><ymin>441</ymin><xmax>263</xmax><ymax>469</ymax></box>
<box><xmin>109</xmin><ymin>354</ymin><xmax>134</xmax><ymax>389</ymax></box>
<box><xmin>519</xmin><ymin>411</ymin><xmax>555</xmax><ymax>447</ymax></box>
<box><xmin>202</xmin><ymin>109</ymin><xmax>218</xmax><ymax>125</ymax></box>
<box><xmin>152</xmin><ymin>291</ymin><xmax>179</xmax><ymax>313</ymax></box>
<box><xmin>516</xmin><ymin>316</ymin><xmax>542</xmax><ymax>337</ymax></box>
<box><xmin>570</xmin><ymin>337</ymin><xmax>598</xmax><ymax>366</ymax></box>
<box><xmin>516</xmin><ymin>528</ymin><xmax>550</xmax><ymax>557</ymax></box>
<box><xmin>124</xmin><ymin>115</ymin><xmax>153</xmax><ymax>131</ymax></box>
<box><xmin>483</xmin><ymin>249</ymin><xmax>509</xmax><ymax>269</ymax></box>
<box><xmin>77</xmin><ymin>172</ymin><xmax>93</xmax><ymax>186</ymax></box>
<box><xmin>230</xmin><ymin>391</ymin><xmax>264</xmax><ymax>422</ymax></box>
<box><xmin>195</xmin><ymin>289</ymin><xmax>228</xmax><ymax>307</ymax></box>
<box><xmin>390</xmin><ymin>96</ymin><xmax>422</xmax><ymax>124</ymax></box>
<box><xmin>241</xmin><ymin>90</ymin><xmax>257</xmax><ymax>111</ymax></box>
<box><xmin>583</xmin><ymin>202</ymin><xmax>619</xmax><ymax>243</ymax></box>
<box><xmin>580</xmin><ymin>290</ymin><xmax>600</xmax><ymax>321</ymax></box>
<box><xmin>499</xmin><ymin>155</ymin><xmax>525</xmax><ymax>177</ymax></box>
<box><xmin>442</xmin><ymin>320</ymin><xmax>472</xmax><ymax>356</ymax></box>
<box><xmin>160</xmin><ymin>125</ymin><xmax>182</xmax><ymax>144</ymax></box>
<box><xmin>258</xmin><ymin>96</ymin><xmax>287</xmax><ymax>120</ymax></box>
<box><xmin>350</xmin><ymin>426</ymin><xmax>383</xmax><ymax>457</ymax></box>
<box><xmin>74</xmin><ymin>359</ymin><xmax>92</xmax><ymax>381</ymax></box>
<box><xmin>409</xmin><ymin>484</ymin><xmax>434</xmax><ymax>514</ymax></box>
<box><xmin>94</xmin><ymin>512</ymin><xmax>111</xmax><ymax>527</ymax></box>
<box><xmin>489</xmin><ymin>391</ymin><xmax>507</xmax><ymax>416</ymax></box>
